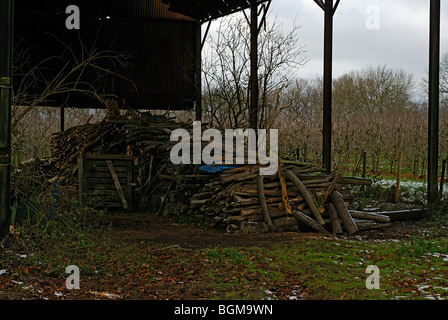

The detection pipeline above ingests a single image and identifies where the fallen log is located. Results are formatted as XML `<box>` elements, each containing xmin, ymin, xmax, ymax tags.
<box><xmin>375</xmin><ymin>209</ymin><xmax>426</xmax><ymax>222</ymax></box>
<box><xmin>277</xmin><ymin>162</ymin><xmax>292</xmax><ymax>215</ymax></box>
<box><xmin>272</xmin><ymin>217</ymin><xmax>298</xmax><ymax>232</ymax></box>
<box><xmin>338</xmin><ymin>176</ymin><xmax>373</xmax><ymax>186</ymax></box>
<box><xmin>241</xmin><ymin>221</ymin><xmax>269</xmax><ymax>234</ymax></box>
<box><xmin>356</xmin><ymin>222</ymin><xmax>391</xmax><ymax>231</ymax></box>
<box><xmin>285</xmin><ymin>170</ymin><xmax>326</xmax><ymax>225</ymax></box>
<box><xmin>349</xmin><ymin>210</ymin><xmax>391</xmax><ymax>223</ymax></box>
<box><xmin>257</xmin><ymin>173</ymin><xmax>276</xmax><ymax>231</ymax></box>
<box><xmin>327</xmin><ymin>202</ymin><xmax>343</xmax><ymax>234</ymax></box>
<box><xmin>292</xmin><ymin>210</ymin><xmax>331</xmax><ymax>235</ymax></box>
<box><xmin>323</xmin><ymin>173</ymin><xmax>341</xmax><ymax>203</ymax></box>
<box><xmin>329</xmin><ymin>191</ymin><xmax>358</xmax><ymax>235</ymax></box>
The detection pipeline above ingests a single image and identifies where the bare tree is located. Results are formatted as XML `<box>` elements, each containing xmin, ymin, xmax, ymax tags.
<box><xmin>202</xmin><ymin>14</ymin><xmax>307</xmax><ymax>130</ymax></box>
<box><xmin>11</xmin><ymin>33</ymin><xmax>134</xmax><ymax>161</ymax></box>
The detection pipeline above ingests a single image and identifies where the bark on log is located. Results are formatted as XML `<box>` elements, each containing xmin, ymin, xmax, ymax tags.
<box><xmin>323</xmin><ymin>173</ymin><xmax>341</xmax><ymax>203</ymax></box>
<box><xmin>349</xmin><ymin>210</ymin><xmax>391</xmax><ymax>223</ymax></box>
<box><xmin>241</xmin><ymin>221</ymin><xmax>269</xmax><ymax>234</ymax></box>
<box><xmin>327</xmin><ymin>202</ymin><xmax>343</xmax><ymax>234</ymax></box>
<box><xmin>257</xmin><ymin>174</ymin><xmax>276</xmax><ymax>231</ymax></box>
<box><xmin>376</xmin><ymin>209</ymin><xmax>426</xmax><ymax>222</ymax></box>
<box><xmin>285</xmin><ymin>170</ymin><xmax>326</xmax><ymax>225</ymax></box>
<box><xmin>291</xmin><ymin>210</ymin><xmax>331</xmax><ymax>235</ymax></box>
<box><xmin>272</xmin><ymin>217</ymin><xmax>298</xmax><ymax>232</ymax></box>
<box><xmin>277</xmin><ymin>163</ymin><xmax>292</xmax><ymax>215</ymax></box>
<box><xmin>329</xmin><ymin>191</ymin><xmax>358</xmax><ymax>235</ymax></box>
<box><xmin>356</xmin><ymin>222</ymin><xmax>391</xmax><ymax>231</ymax></box>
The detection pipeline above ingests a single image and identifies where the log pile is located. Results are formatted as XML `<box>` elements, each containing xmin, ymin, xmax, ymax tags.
<box><xmin>49</xmin><ymin>102</ymin><xmax>392</xmax><ymax>235</ymax></box>
<box><xmin>50</xmin><ymin>102</ymin><xmax>192</xmax><ymax>209</ymax></box>
<box><xmin>165</xmin><ymin>160</ymin><xmax>391</xmax><ymax>235</ymax></box>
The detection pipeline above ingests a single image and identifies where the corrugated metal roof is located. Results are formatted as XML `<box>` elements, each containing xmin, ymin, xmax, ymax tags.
<box><xmin>15</xmin><ymin>0</ymin><xmax>195</xmax><ymax>21</ymax></box>
<box><xmin>162</xmin><ymin>0</ymin><xmax>269</xmax><ymax>22</ymax></box>
<box><xmin>13</xmin><ymin>0</ymin><xmax>198</xmax><ymax>110</ymax></box>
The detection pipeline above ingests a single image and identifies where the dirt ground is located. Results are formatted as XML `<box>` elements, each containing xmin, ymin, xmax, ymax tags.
<box><xmin>99</xmin><ymin>211</ymin><xmax>448</xmax><ymax>249</ymax></box>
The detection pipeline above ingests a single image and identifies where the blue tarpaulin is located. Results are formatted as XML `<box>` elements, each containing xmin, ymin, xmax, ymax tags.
<box><xmin>198</xmin><ymin>165</ymin><xmax>242</xmax><ymax>173</ymax></box>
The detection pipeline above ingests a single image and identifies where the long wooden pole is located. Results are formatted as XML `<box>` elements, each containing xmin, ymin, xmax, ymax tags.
<box><xmin>250</xmin><ymin>1</ymin><xmax>258</xmax><ymax>130</ymax></box>
<box><xmin>428</xmin><ymin>0</ymin><xmax>440</xmax><ymax>205</ymax></box>
<box><xmin>322</xmin><ymin>0</ymin><xmax>334</xmax><ymax>174</ymax></box>
<box><xmin>195</xmin><ymin>22</ymin><xmax>202</xmax><ymax>121</ymax></box>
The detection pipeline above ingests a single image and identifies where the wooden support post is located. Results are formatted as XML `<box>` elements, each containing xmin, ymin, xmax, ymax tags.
<box><xmin>322</xmin><ymin>0</ymin><xmax>334</xmax><ymax>174</ymax></box>
<box><xmin>395</xmin><ymin>151</ymin><xmax>402</xmax><ymax>203</ymax></box>
<box><xmin>195</xmin><ymin>22</ymin><xmax>202</xmax><ymax>121</ymax></box>
<box><xmin>440</xmin><ymin>159</ymin><xmax>446</xmax><ymax>197</ymax></box>
<box><xmin>361</xmin><ymin>149</ymin><xmax>367</xmax><ymax>192</ymax></box>
<box><xmin>428</xmin><ymin>0</ymin><xmax>440</xmax><ymax>205</ymax></box>
<box><xmin>0</xmin><ymin>0</ymin><xmax>13</xmax><ymax>236</ymax></box>
<box><xmin>249</xmin><ymin>1</ymin><xmax>258</xmax><ymax>130</ymax></box>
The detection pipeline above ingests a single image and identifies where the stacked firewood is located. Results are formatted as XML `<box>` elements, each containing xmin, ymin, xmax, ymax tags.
<box><xmin>49</xmin><ymin>104</ymin><xmax>392</xmax><ymax>234</ymax></box>
<box><xmin>165</xmin><ymin>161</ymin><xmax>391</xmax><ymax>235</ymax></box>
<box><xmin>50</xmin><ymin>104</ymin><xmax>192</xmax><ymax>208</ymax></box>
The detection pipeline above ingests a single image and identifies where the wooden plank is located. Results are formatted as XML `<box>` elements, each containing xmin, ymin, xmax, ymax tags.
<box><xmin>106</xmin><ymin>160</ymin><xmax>129</xmax><ymax>210</ymax></box>
<box><xmin>87</xmin><ymin>177</ymin><xmax>127</xmax><ymax>185</ymax></box>
<box><xmin>86</xmin><ymin>166</ymin><xmax>129</xmax><ymax>173</ymax></box>
<box><xmin>86</xmin><ymin>172</ymin><xmax>129</xmax><ymax>179</ymax></box>
<box><xmin>86</xmin><ymin>184</ymin><xmax>121</xmax><ymax>191</ymax></box>
<box><xmin>83</xmin><ymin>154</ymin><xmax>132</xmax><ymax>160</ymax></box>
<box><xmin>86</xmin><ymin>160</ymin><xmax>131</xmax><ymax>167</ymax></box>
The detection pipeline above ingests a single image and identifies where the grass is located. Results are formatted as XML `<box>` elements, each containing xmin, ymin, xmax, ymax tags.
<box><xmin>3</xmin><ymin>165</ymin><xmax>448</xmax><ymax>300</ymax></box>
<box><xmin>3</xmin><ymin>226</ymin><xmax>448</xmax><ymax>300</ymax></box>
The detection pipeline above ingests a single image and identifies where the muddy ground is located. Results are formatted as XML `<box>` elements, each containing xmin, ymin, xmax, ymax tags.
<box><xmin>101</xmin><ymin>211</ymin><xmax>448</xmax><ymax>249</ymax></box>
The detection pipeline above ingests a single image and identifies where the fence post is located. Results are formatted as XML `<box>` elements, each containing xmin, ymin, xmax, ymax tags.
<box><xmin>395</xmin><ymin>151</ymin><xmax>402</xmax><ymax>203</ymax></box>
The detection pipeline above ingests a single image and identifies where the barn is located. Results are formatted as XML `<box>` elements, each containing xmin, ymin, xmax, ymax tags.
<box><xmin>0</xmin><ymin>0</ymin><xmax>443</xmax><ymax>235</ymax></box>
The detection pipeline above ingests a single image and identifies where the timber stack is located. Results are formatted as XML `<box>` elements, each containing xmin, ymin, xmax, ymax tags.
<box><xmin>168</xmin><ymin>161</ymin><xmax>390</xmax><ymax>235</ymax></box>
<box><xmin>49</xmin><ymin>101</ymin><xmax>391</xmax><ymax>235</ymax></box>
<box><xmin>49</xmin><ymin>101</ymin><xmax>193</xmax><ymax>209</ymax></box>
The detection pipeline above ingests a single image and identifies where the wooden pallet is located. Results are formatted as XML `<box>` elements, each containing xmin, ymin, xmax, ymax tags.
<box><xmin>78</xmin><ymin>154</ymin><xmax>134</xmax><ymax>210</ymax></box>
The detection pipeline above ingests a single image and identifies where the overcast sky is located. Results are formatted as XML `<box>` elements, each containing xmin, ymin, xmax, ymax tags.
<box><xmin>206</xmin><ymin>0</ymin><xmax>448</xmax><ymax>94</ymax></box>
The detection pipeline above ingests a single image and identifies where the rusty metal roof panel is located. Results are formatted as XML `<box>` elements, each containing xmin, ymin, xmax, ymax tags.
<box><xmin>13</xmin><ymin>0</ymin><xmax>198</xmax><ymax>110</ymax></box>
<box><xmin>15</xmin><ymin>0</ymin><xmax>195</xmax><ymax>20</ymax></box>
<box><xmin>162</xmin><ymin>0</ymin><xmax>268</xmax><ymax>22</ymax></box>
